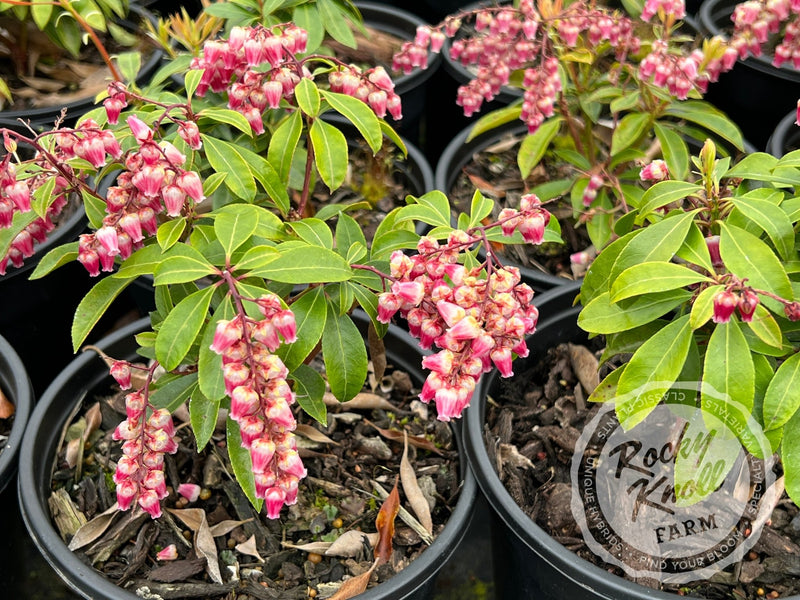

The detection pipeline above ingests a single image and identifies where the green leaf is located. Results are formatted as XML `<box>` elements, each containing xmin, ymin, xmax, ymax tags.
<box><xmin>231</xmin><ymin>144</ymin><xmax>292</xmax><ymax>216</ymax></box>
<box><xmin>184</xmin><ymin>68</ymin><xmax>205</xmax><ymax>99</ymax></box>
<box><xmin>190</xmin><ymin>388</ymin><xmax>220</xmax><ymax>451</ymax></box>
<box><xmin>202</xmin><ymin>135</ymin><xmax>257</xmax><ymax>201</ymax></box>
<box><xmin>72</xmin><ymin>276</ymin><xmax>133</xmax><ymax>351</ymax></box>
<box><xmin>610</xmin><ymin>262</ymin><xmax>710</xmax><ymax>302</ymax></box>
<box><xmin>636</xmin><ymin>181</ymin><xmax>702</xmax><ymax>223</ymax></box>
<box><xmin>587</xmin><ymin>365</ymin><xmax>625</xmax><ymax>403</ymax></box>
<box><xmin>719</xmin><ymin>223</ymin><xmax>792</xmax><ymax>309</ymax></box>
<box><xmin>762</xmin><ymin>352</ymin><xmax>800</xmax><ymax>431</ymax></box>
<box><xmin>599</xmin><ymin>320</ymin><xmax>669</xmax><ymax>364</ymax></box>
<box><xmin>322</xmin><ymin>310</ymin><xmax>367</xmax><ymax>402</ymax></box>
<box><xmin>115</xmin><ymin>52</ymin><xmax>141</xmax><ymax>83</ymax></box>
<box><xmin>198</xmin><ymin>298</ymin><xmax>232</xmax><ymax>402</ymax></box>
<box><xmin>157</xmin><ymin>218</ymin><xmax>186</xmax><ymax>251</ymax></box>
<box><xmin>518</xmin><ymin>118</ymin><xmax>562</xmax><ymax>178</ymax></box>
<box><xmin>215</xmin><ymin>205</ymin><xmax>259</xmax><ymax>258</ymax></box>
<box><xmin>664</xmin><ymin>101</ymin><xmax>744</xmax><ymax>151</ymax></box>
<box><xmin>227</xmin><ymin>418</ymin><xmax>262</xmax><ymax>511</ymax></box>
<box><xmin>29</xmin><ymin>242</ymin><xmax>78</xmax><ymax>279</ymax></box>
<box><xmin>287</xmin><ymin>218</ymin><xmax>333</xmax><ymax>249</ymax></box>
<box><xmin>293</xmin><ymin>2</ymin><xmax>324</xmax><ymax>51</ymax></box>
<box><xmin>321</xmin><ymin>91</ymin><xmax>383</xmax><ymax>154</ymax></box>
<box><xmin>318</xmin><ymin>0</ymin><xmax>356</xmax><ymax>47</ymax></box>
<box><xmin>153</xmin><ymin>251</ymin><xmax>217</xmax><ymax>285</ymax></box>
<box><xmin>468</xmin><ymin>190</ymin><xmax>495</xmax><ymax>228</ymax></box>
<box><xmin>610</xmin><ymin>112</ymin><xmax>650</xmax><ymax>156</ymax></box>
<box><xmin>615</xmin><ymin>315</ymin><xmax>693</xmax><ymax>429</ymax></box>
<box><xmin>268</xmin><ymin>111</ymin><xmax>303</xmax><ymax>184</ymax></box>
<box><xmin>467</xmin><ymin>105</ymin><xmax>523</xmax><ymax>141</ymax></box>
<box><xmin>276</xmin><ymin>287</ymin><xmax>327</xmax><ymax>371</ymax></box>
<box><xmin>578</xmin><ymin>289</ymin><xmax>692</xmax><ymax>334</ymax></box>
<box><xmin>295</xmin><ymin>77</ymin><xmax>321</xmax><ymax>117</ymax></box>
<box><xmin>150</xmin><ymin>372</ymin><xmax>199</xmax><ymax>412</ymax></box>
<box><xmin>335</xmin><ymin>213</ymin><xmax>367</xmax><ymax>258</ymax></box>
<box><xmin>724</xmin><ymin>152</ymin><xmax>778</xmax><ymax>180</ymax></box>
<box><xmin>155</xmin><ymin>286</ymin><xmax>215</xmax><ymax>371</ymax></box>
<box><xmin>782</xmin><ymin>409</ymin><xmax>800</xmax><ymax>504</ymax></box>
<box><xmin>690</xmin><ymin>285</ymin><xmax>723</xmax><ymax>329</ymax></box>
<box><xmin>702</xmin><ymin>320</ymin><xmax>754</xmax><ymax>417</ymax></box>
<box><xmin>676</xmin><ymin>222</ymin><xmax>714</xmax><ymax>273</ymax></box>
<box><xmin>654</xmin><ymin>123</ymin><xmax>689</xmax><ymax>180</ymax></box>
<box><xmin>397</xmin><ymin>191</ymin><xmax>451</xmax><ymax>228</ymax></box>
<box><xmin>730</xmin><ymin>197</ymin><xmax>795</xmax><ymax>262</ymax></box>
<box><xmin>31</xmin><ymin>1</ymin><xmax>53</xmax><ymax>29</ymax></box>
<box><xmin>746</xmin><ymin>304</ymin><xmax>784</xmax><ymax>349</ymax></box>
<box><xmin>248</xmin><ymin>245</ymin><xmax>352</xmax><ymax>283</ymax></box>
<box><xmin>291</xmin><ymin>364</ymin><xmax>328</xmax><ymax>425</ymax></box>
<box><xmin>310</xmin><ymin>119</ymin><xmax>348</xmax><ymax>191</ymax></box>
<box><xmin>580</xmin><ymin>231</ymin><xmax>640</xmax><ymax>303</ymax></box>
<box><xmin>113</xmin><ymin>244</ymin><xmax>165</xmax><ymax>279</ymax></box>
<box><xmin>197</xmin><ymin>107</ymin><xmax>253</xmax><ymax>136</ymax></box>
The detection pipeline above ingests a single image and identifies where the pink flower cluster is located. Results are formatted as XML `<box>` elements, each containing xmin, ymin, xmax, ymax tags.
<box><xmin>76</xmin><ymin>114</ymin><xmax>205</xmax><ymax>276</ymax></box>
<box><xmin>639</xmin><ymin>40</ymin><xmax>719</xmax><ymax>99</ymax></box>
<box><xmin>0</xmin><ymin>150</ymin><xmax>71</xmax><ymax>274</ymax></box>
<box><xmin>497</xmin><ymin>192</ymin><xmax>552</xmax><ymax>244</ymax></box>
<box><xmin>328</xmin><ymin>65</ymin><xmax>403</xmax><ymax>120</ymax></box>
<box><xmin>377</xmin><ymin>234</ymin><xmax>539</xmax><ymax>421</ymax></box>
<box><xmin>520</xmin><ymin>57</ymin><xmax>561</xmax><ymax>134</ymax></box>
<box><xmin>640</xmin><ymin>0</ymin><xmax>687</xmax><ymax>22</ymax></box>
<box><xmin>712</xmin><ymin>287</ymin><xmax>760</xmax><ymax>323</ymax></box>
<box><xmin>640</xmin><ymin>160</ymin><xmax>670</xmax><ymax>181</ymax></box>
<box><xmin>730</xmin><ymin>0</ymin><xmax>800</xmax><ymax>68</ymax></box>
<box><xmin>209</xmin><ymin>293</ymin><xmax>306</xmax><ymax>519</ymax></box>
<box><xmin>111</xmin><ymin>387</ymin><xmax>179</xmax><ymax>519</ymax></box>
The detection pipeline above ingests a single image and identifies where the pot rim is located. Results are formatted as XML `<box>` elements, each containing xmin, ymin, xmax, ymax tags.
<box><xmin>0</xmin><ymin>333</ymin><xmax>33</xmax><ymax>495</ymax></box>
<box><xmin>766</xmin><ymin>109</ymin><xmax>799</xmax><ymax>158</ymax></box>
<box><xmin>18</xmin><ymin>314</ymin><xmax>477</xmax><ymax>600</ymax></box>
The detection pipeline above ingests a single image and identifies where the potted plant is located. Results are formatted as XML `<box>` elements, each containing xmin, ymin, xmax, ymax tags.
<box><xmin>394</xmin><ymin>0</ymin><xmax>747</xmax><ymax>289</ymax></box>
<box><xmin>6</xmin><ymin>19</ymin><xmax>553</xmax><ymax>598</ymax></box>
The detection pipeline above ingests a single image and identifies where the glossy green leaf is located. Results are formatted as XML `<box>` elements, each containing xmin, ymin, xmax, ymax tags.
<box><xmin>762</xmin><ymin>352</ymin><xmax>800</xmax><ymax>431</ymax></box>
<box><xmin>310</xmin><ymin>118</ymin><xmax>348</xmax><ymax>191</ymax></box>
<box><xmin>578</xmin><ymin>289</ymin><xmax>692</xmax><ymax>334</ymax></box>
<box><xmin>746</xmin><ymin>304</ymin><xmax>784</xmax><ymax>349</ymax></box>
<box><xmin>610</xmin><ymin>262</ymin><xmax>710</xmax><ymax>302</ymax></box>
<box><xmin>31</xmin><ymin>1</ymin><xmax>53</xmax><ymax>29</ymax></box>
<box><xmin>610</xmin><ymin>112</ymin><xmax>650</xmax><ymax>156</ymax></box>
<box><xmin>293</xmin><ymin>2</ymin><xmax>324</xmax><ymax>51</ymax></box>
<box><xmin>690</xmin><ymin>285</ymin><xmax>723</xmax><ymax>329</ymax></box>
<box><xmin>215</xmin><ymin>205</ymin><xmax>259</xmax><ymax>258</ymax></box>
<box><xmin>287</xmin><ymin>218</ymin><xmax>333</xmax><ymax>249</ymax></box>
<box><xmin>295</xmin><ymin>77</ymin><xmax>321</xmax><ymax>117</ymax></box>
<box><xmin>150</xmin><ymin>373</ymin><xmax>199</xmax><ymax>412</ymax></box>
<box><xmin>724</xmin><ymin>152</ymin><xmax>778</xmax><ymax>180</ymax></box>
<box><xmin>518</xmin><ymin>117</ymin><xmax>562</xmax><ymax>178</ymax></box>
<box><xmin>202</xmin><ymin>135</ymin><xmax>257</xmax><ymax>201</ymax></box>
<box><xmin>731</xmin><ymin>197</ymin><xmax>795</xmax><ymax>262</ymax></box>
<box><xmin>467</xmin><ymin>105</ymin><xmax>523</xmax><ymax>141</ymax></box>
<box><xmin>198</xmin><ymin>298</ymin><xmax>232</xmax><ymax>402</ymax></box>
<box><xmin>155</xmin><ymin>286</ymin><xmax>215</xmax><ymax>371</ymax></box>
<box><xmin>654</xmin><ymin>122</ymin><xmax>689</xmax><ymax>180</ymax></box>
<box><xmin>157</xmin><ymin>218</ymin><xmax>186</xmax><ymax>251</ymax></box>
<box><xmin>276</xmin><ymin>287</ymin><xmax>327</xmax><ymax>371</ymax></box>
<box><xmin>335</xmin><ymin>213</ymin><xmax>367</xmax><ymax>258</ymax></box>
<box><xmin>664</xmin><ymin>101</ymin><xmax>744</xmax><ymax>151</ymax></box>
<box><xmin>268</xmin><ymin>111</ymin><xmax>302</xmax><ymax>184</ymax></box>
<box><xmin>580</xmin><ymin>230</ymin><xmax>640</xmax><ymax>303</ymax></box>
<box><xmin>322</xmin><ymin>310</ymin><xmax>367</xmax><ymax>402</ymax></box>
<box><xmin>321</xmin><ymin>90</ymin><xmax>383</xmax><ymax>154</ymax></box>
<box><xmin>197</xmin><ymin>107</ymin><xmax>252</xmax><ymax>136</ymax></box>
<box><xmin>599</xmin><ymin>321</ymin><xmax>668</xmax><ymax>364</ymax></box>
<box><xmin>184</xmin><ymin>69</ymin><xmax>204</xmax><ymax>99</ymax></box>
<box><xmin>72</xmin><ymin>275</ymin><xmax>134</xmax><ymax>351</ymax></box>
<box><xmin>588</xmin><ymin>365</ymin><xmax>625</xmax><ymax>403</ymax></box>
<box><xmin>153</xmin><ymin>252</ymin><xmax>217</xmax><ymax>285</ymax></box>
<box><xmin>676</xmin><ymin>222</ymin><xmax>714</xmax><ymax>273</ymax></box>
<box><xmin>783</xmin><ymin>409</ymin><xmax>800</xmax><ymax>504</ymax></box>
<box><xmin>719</xmin><ymin>223</ymin><xmax>792</xmax><ymax>308</ymax></box>
<box><xmin>318</xmin><ymin>0</ymin><xmax>356</xmax><ymax>47</ymax></box>
<box><xmin>189</xmin><ymin>388</ymin><xmax>220</xmax><ymax>452</ymax></box>
<box><xmin>29</xmin><ymin>242</ymin><xmax>78</xmax><ymax>279</ymax></box>
<box><xmin>291</xmin><ymin>364</ymin><xmax>328</xmax><ymax>425</ymax></box>
<box><xmin>702</xmin><ymin>320</ymin><xmax>754</xmax><ymax>417</ymax></box>
<box><xmin>227</xmin><ymin>418</ymin><xmax>262</xmax><ymax>511</ymax></box>
<box><xmin>615</xmin><ymin>315</ymin><xmax>693</xmax><ymax>429</ymax></box>
<box><xmin>636</xmin><ymin>181</ymin><xmax>702</xmax><ymax>223</ymax></box>
<box><xmin>248</xmin><ymin>245</ymin><xmax>352</xmax><ymax>282</ymax></box>
<box><xmin>397</xmin><ymin>190</ymin><xmax>451</xmax><ymax>228</ymax></box>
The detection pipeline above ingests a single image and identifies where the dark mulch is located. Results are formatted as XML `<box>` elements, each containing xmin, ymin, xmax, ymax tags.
<box><xmin>485</xmin><ymin>340</ymin><xmax>800</xmax><ymax>600</ymax></box>
<box><xmin>48</xmin><ymin>357</ymin><xmax>462</xmax><ymax>600</ymax></box>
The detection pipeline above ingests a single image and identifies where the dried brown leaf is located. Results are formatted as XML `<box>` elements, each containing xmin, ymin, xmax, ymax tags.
<box><xmin>166</xmin><ymin>508</ymin><xmax>206</xmax><ymax>532</ymax></box>
<box><xmin>281</xmin><ymin>540</ymin><xmax>333</xmax><ymax>554</ymax></box>
<box><xmin>68</xmin><ymin>503</ymin><xmax>120</xmax><ymax>551</ymax></box>
<box><xmin>466</xmin><ymin>172</ymin><xmax>506</xmax><ymax>198</ymax></box>
<box><xmin>234</xmin><ymin>534</ymin><xmax>264</xmax><ymax>562</ymax></box>
<box><xmin>84</xmin><ymin>402</ymin><xmax>102</xmax><ymax>438</ymax></box>
<box><xmin>374</xmin><ymin>477</ymin><xmax>400</xmax><ymax>565</ymax></box>
<box><xmin>324</xmin><ymin>392</ymin><xmax>396</xmax><ymax>412</ymax></box>
<box><xmin>295</xmin><ymin>423</ymin><xmax>338</xmax><ymax>445</ymax></box>
<box><xmin>400</xmin><ymin>432</ymin><xmax>433</xmax><ymax>535</ymax></box>
<box><xmin>195</xmin><ymin>511</ymin><xmax>223</xmax><ymax>584</ymax></box>
<box><xmin>208</xmin><ymin>518</ymin><xmax>252</xmax><ymax>537</ymax></box>
<box><xmin>568</xmin><ymin>343</ymin><xmax>600</xmax><ymax>395</ymax></box>
<box><xmin>325</xmin><ymin>530</ymin><xmax>378</xmax><ymax>558</ymax></box>
<box><xmin>328</xmin><ymin>561</ymin><xmax>377</xmax><ymax>600</ymax></box>
<box><xmin>364</xmin><ymin>419</ymin><xmax>443</xmax><ymax>455</ymax></box>
<box><xmin>65</xmin><ymin>437</ymin><xmax>82</xmax><ymax>469</ymax></box>
<box><xmin>0</xmin><ymin>388</ymin><xmax>14</xmax><ymax>419</ymax></box>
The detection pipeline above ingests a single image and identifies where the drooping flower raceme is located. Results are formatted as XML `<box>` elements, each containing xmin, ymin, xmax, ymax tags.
<box><xmin>209</xmin><ymin>293</ymin><xmax>305</xmax><ymax>519</ymax></box>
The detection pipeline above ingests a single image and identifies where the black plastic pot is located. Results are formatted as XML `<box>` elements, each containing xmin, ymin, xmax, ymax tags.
<box><xmin>434</xmin><ymin>119</ymin><xmax>573</xmax><ymax>292</ymax></box>
<box><xmin>18</xmin><ymin>314</ymin><xmax>478</xmax><ymax>600</ymax></box>
<box><xmin>464</xmin><ymin>302</ymin><xmax>699</xmax><ymax>600</ymax></box>
<box><xmin>767</xmin><ymin>109</ymin><xmax>800</xmax><ymax>157</ymax></box>
<box><xmin>0</xmin><ymin>4</ymin><xmax>164</xmax><ymax>129</ymax></box>
<box><xmin>355</xmin><ymin>2</ymin><xmax>442</xmax><ymax>159</ymax></box>
<box><xmin>0</xmin><ymin>333</ymin><xmax>32</xmax><ymax>496</ymax></box>
<box><xmin>699</xmin><ymin>0</ymin><xmax>800</xmax><ymax>151</ymax></box>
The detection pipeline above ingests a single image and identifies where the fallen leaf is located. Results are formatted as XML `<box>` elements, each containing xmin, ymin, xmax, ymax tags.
<box><xmin>466</xmin><ymin>172</ymin><xmax>506</xmax><ymax>198</ymax></box>
<box><xmin>0</xmin><ymin>388</ymin><xmax>14</xmax><ymax>419</ymax></box>
<box><xmin>166</xmin><ymin>508</ymin><xmax>222</xmax><ymax>583</ymax></box>
<box><xmin>295</xmin><ymin>424</ymin><xmax>338</xmax><ymax>445</ymax></box>
<box><xmin>328</xmin><ymin>561</ymin><xmax>377</xmax><ymax>600</ymax></box>
<box><xmin>235</xmin><ymin>534</ymin><xmax>264</xmax><ymax>562</ymax></box>
<box><xmin>208</xmin><ymin>518</ymin><xmax>252</xmax><ymax>537</ymax></box>
<box><xmin>325</xmin><ymin>530</ymin><xmax>379</xmax><ymax>558</ymax></box>
<box><xmin>374</xmin><ymin>477</ymin><xmax>400</xmax><ymax>565</ymax></box>
<box><xmin>68</xmin><ymin>503</ymin><xmax>120</xmax><ymax>551</ymax></box>
<box><xmin>281</xmin><ymin>540</ymin><xmax>332</xmax><ymax>554</ymax></box>
<box><xmin>568</xmin><ymin>343</ymin><xmax>600</xmax><ymax>395</ymax></box>
<box><xmin>167</xmin><ymin>508</ymin><xmax>206</xmax><ymax>532</ymax></box>
<box><xmin>324</xmin><ymin>392</ymin><xmax>397</xmax><ymax>412</ymax></box>
<box><xmin>364</xmin><ymin>419</ymin><xmax>443</xmax><ymax>455</ymax></box>
<box><xmin>400</xmin><ymin>432</ymin><xmax>433</xmax><ymax>535</ymax></box>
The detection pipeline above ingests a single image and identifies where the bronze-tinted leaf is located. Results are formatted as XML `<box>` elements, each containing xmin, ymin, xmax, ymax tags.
<box><xmin>364</xmin><ymin>419</ymin><xmax>443</xmax><ymax>455</ymax></box>
<box><xmin>328</xmin><ymin>561</ymin><xmax>376</xmax><ymax>600</ymax></box>
<box><xmin>374</xmin><ymin>477</ymin><xmax>400</xmax><ymax>565</ymax></box>
<box><xmin>0</xmin><ymin>388</ymin><xmax>14</xmax><ymax>419</ymax></box>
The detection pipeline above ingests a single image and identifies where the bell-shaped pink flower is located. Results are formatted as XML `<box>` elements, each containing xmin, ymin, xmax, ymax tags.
<box><xmin>230</xmin><ymin>385</ymin><xmax>260</xmax><ymax>420</ymax></box>
<box><xmin>712</xmin><ymin>290</ymin><xmax>738</xmax><ymax>324</ymax></box>
<box><xmin>490</xmin><ymin>346</ymin><xmax>514</xmax><ymax>377</ymax></box>
<box><xmin>264</xmin><ymin>486</ymin><xmax>287</xmax><ymax>519</ymax></box>
<box><xmin>178</xmin><ymin>121</ymin><xmax>202</xmax><ymax>150</ymax></box>
<box><xmin>422</xmin><ymin>350</ymin><xmax>454</xmax><ymax>375</ymax></box>
<box><xmin>377</xmin><ymin>293</ymin><xmax>402</xmax><ymax>323</ymax></box>
<box><xmin>239</xmin><ymin>415</ymin><xmax>265</xmax><ymax>448</ymax></box>
<box><xmin>738</xmin><ymin>289</ymin><xmax>759</xmax><ymax>322</ymax></box>
<box><xmin>266</xmin><ymin>397</ymin><xmax>296</xmax><ymax>430</ymax></box>
<box><xmin>116</xmin><ymin>479</ymin><xmax>138</xmax><ymax>511</ymax></box>
<box><xmin>277</xmin><ymin>449</ymin><xmax>306</xmax><ymax>479</ymax></box>
<box><xmin>176</xmin><ymin>171</ymin><xmax>206</xmax><ymax>203</ymax></box>
<box><xmin>250</xmin><ymin>437</ymin><xmax>277</xmax><ymax>473</ymax></box>
<box><xmin>143</xmin><ymin>469</ymin><xmax>168</xmax><ymax>499</ymax></box>
<box><xmin>5</xmin><ymin>181</ymin><xmax>31</xmax><ymax>212</ymax></box>
<box><xmin>448</xmin><ymin>316</ymin><xmax>482</xmax><ymax>340</ymax></box>
<box><xmin>127</xmin><ymin>115</ymin><xmax>154</xmax><ymax>143</ymax></box>
<box><xmin>272</xmin><ymin>310</ymin><xmax>297</xmax><ymax>343</ymax></box>
<box><xmin>210</xmin><ymin>319</ymin><xmax>243</xmax><ymax>353</ymax></box>
<box><xmin>162</xmin><ymin>185</ymin><xmax>186</xmax><ymax>217</ymax></box>
<box><xmin>138</xmin><ymin>489</ymin><xmax>163</xmax><ymax>518</ymax></box>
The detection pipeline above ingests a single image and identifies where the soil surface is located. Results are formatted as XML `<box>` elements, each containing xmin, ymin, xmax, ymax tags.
<box><xmin>484</xmin><ymin>340</ymin><xmax>800</xmax><ymax>599</ymax></box>
<box><xmin>49</xmin><ymin>354</ymin><xmax>462</xmax><ymax>600</ymax></box>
